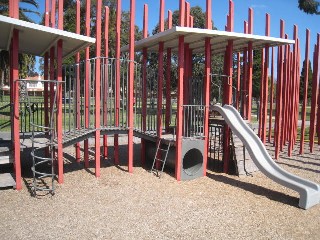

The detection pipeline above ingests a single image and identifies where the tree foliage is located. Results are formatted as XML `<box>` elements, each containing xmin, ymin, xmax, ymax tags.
<box><xmin>299</xmin><ymin>60</ymin><xmax>313</xmax><ymax>102</ymax></box>
<box><xmin>298</xmin><ymin>0</ymin><xmax>320</xmax><ymax>15</ymax></box>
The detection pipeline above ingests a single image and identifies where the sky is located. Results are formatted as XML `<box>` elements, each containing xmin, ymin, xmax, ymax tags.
<box><xmin>22</xmin><ymin>0</ymin><xmax>319</xmax><ymax>72</ymax></box>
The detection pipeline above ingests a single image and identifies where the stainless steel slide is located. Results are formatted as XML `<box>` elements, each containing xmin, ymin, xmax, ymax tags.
<box><xmin>213</xmin><ymin>104</ymin><xmax>320</xmax><ymax>209</ymax></box>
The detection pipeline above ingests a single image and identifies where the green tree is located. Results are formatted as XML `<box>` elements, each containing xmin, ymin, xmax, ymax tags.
<box><xmin>299</xmin><ymin>60</ymin><xmax>313</xmax><ymax>102</ymax></box>
<box><xmin>252</xmin><ymin>50</ymin><xmax>263</xmax><ymax>99</ymax></box>
<box><xmin>298</xmin><ymin>0</ymin><xmax>320</xmax><ymax>14</ymax></box>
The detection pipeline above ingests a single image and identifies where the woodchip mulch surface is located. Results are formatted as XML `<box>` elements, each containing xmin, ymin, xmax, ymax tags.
<box><xmin>1</xmin><ymin>136</ymin><xmax>319</xmax><ymax>239</ymax></box>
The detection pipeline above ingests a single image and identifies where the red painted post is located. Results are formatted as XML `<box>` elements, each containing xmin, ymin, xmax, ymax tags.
<box><xmin>202</xmin><ymin>0</ymin><xmax>212</xmax><ymax>177</ymax></box>
<box><xmin>247</xmin><ymin>8</ymin><xmax>253</xmax><ymax>122</ymax></box>
<box><xmin>51</xmin><ymin>0</ymin><xmax>56</xmax><ymax>28</ymax></box>
<box><xmin>58</xmin><ymin>0</ymin><xmax>63</xmax><ymax>30</ymax></box>
<box><xmin>94</xmin><ymin>0</ymin><xmax>102</xmax><ymax>177</ymax></box>
<box><xmin>175</xmin><ymin>0</ymin><xmax>186</xmax><ymax>181</ymax></box>
<box><xmin>175</xmin><ymin>36</ymin><xmax>184</xmax><ymax>181</ymax></box>
<box><xmin>268</xmin><ymin>47</ymin><xmax>274</xmax><ymax>143</ymax></box>
<box><xmin>309</xmin><ymin>35</ymin><xmax>320</xmax><ymax>152</ymax></box>
<box><xmin>45</xmin><ymin>0</ymin><xmax>50</xmax><ymax>25</ymax></box>
<box><xmin>12</xmin><ymin>29</ymin><xmax>21</xmax><ymax>190</ymax></box>
<box><xmin>156</xmin><ymin>0</ymin><xmax>165</xmax><ymax>170</ymax></box>
<box><xmin>189</xmin><ymin>16</ymin><xmax>193</xmax><ymax>27</ymax></box>
<box><xmin>258</xmin><ymin>49</ymin><xmax>265</xmax><ymax>139</ymax></box>
<box><xmin>185</xmin><ymin>2</ymin><xmax>190</xmax><ymax>27</ymax></box>
<box><xmin>242</xmin><ymin>21</ymin><xmax>248</xmax><ymax>119</ymax></box>
<box><xmin>179</xmin><ymin>0</ymin><xmax>185</xmax><ymax>27</ymax></box>
<box><xmin>236</xmin><ymin>52</ymin><xmax>241</xmax><ymax>110</ymax></box>
<box><xmin>275</xmin><ymin>20</ymin><xmax>285</xmax><ymax>159</ymax></box>
<box><xmin>223</xmin><ymin>0</ymin><xmax>234</xmax><ymax>173</ymax></box>
<box><xmin>103</xmin><ymin>6</ymin><xmax>110</xmax><ymax>159</ymax></box>
<box><xmin>261</xmin><ymin>13</ymin><xmax>270</xmax><ymax>144</ymax></box>
<box><xmin>128</xmin><ymin>0</ymin><xmax>136</xmax><ymax>173</ymax></box>
<box><xmin>141</xmin><ymin>4</ymin><xmax>148</xmax><ymax>166</ymax></box>
<box><xmin>75</xmin><ymin>0</ymin><xmax>81</xmax><ymax>162</ymax></box>
<box><xmin>165</xmin><ymin>10</ymin><xmax>172</xmax><ymax>133</ymax></box>
<box><xmin>84</xmin><ymin>0</ymin><xmax>91</xmax><ymax>168</ymax></box>
<box><xmin>289</xmin><ymin>26</ymin><xmax>298</xmax><ymax>156</ymax></box>
<box><xmin>9</xmin><ymin>0</ymin><xmax>19</xmax><ymax>18</ymax></box>
<box><xmin>56</xmin><ymin>39</ymin><xmax>63</xmax><ymax>184</ymax></box>
<box><xmin>44</xmin><ymin>0</ymin><xmax>50</xmax><ymax>157</ymax></box>
<box><xmin>114</xmin><ymin>0</ymin><xmax>121</xmax><ymax>165</ymax></box>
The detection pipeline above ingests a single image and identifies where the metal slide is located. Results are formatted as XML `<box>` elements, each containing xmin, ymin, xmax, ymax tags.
<box><xmin>213</xmin><ymin>104</ymin><xmax>320</xmax><ymax>209</ymax></box>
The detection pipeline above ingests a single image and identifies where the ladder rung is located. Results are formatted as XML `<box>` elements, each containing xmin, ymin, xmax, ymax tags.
<box><xmin>159</xmin><ymin>148</ymin><xmax>168</xmax><ymax>152</ymax></box>
<box><xmin>156</xmin><ymin>158</ymin><xmax>165</xmax><ymax>163</ymax></box>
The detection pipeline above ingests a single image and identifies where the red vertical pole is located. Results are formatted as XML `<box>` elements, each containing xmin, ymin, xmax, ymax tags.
<box><xmin>56</xmin><ymin>39</ymin><xmax>63</xmax><ymax>184</ymax></box>
<box><xmin>179</xmin><ymin>0</ymin><xmax>185</xmax><ymax>27</ymax></box>
<box><xmin>247</xmin><ymin>8</ymin><xmax>253</xmax><ymax>122</ymax></box>
<box><xmin>12</xmin><ymin>29</ymin><xmax>21</xmax><ymax>190</ymax></box>
<box><xmin>141</xmin><ymin>4</ymin><xmax>148</xmax><ymax>166</ymax></box>
<box><xmin>44</xmin><ymin>0</ymin><xmax>50</xmax><ymax>157</ymax></box>
<box><xmin>268</xmin><ymin>47</ymin><xmax>274</xmax><ymax>143</ymax></box>
<box><xmin>75</xmin><ymin>0</ymin><xmax>81</xmax><ymax>162</ymax></box>
<box><xmin>9</xmin><ymin>0</ymin><xmax>19</xmax><ymax>18</ymax></box>
<box><xmin>58</xmin><ymin>0</ymin><xmax>63</xmax><ymax>30</ymax></box>
<box><xmin>185</xmin><ymin>2</ymin><xmax>190</xmax><ymax>27</ymax></box>
<box><xmin>236</xmin><ymin>52</ymin><xmax>241</xmax><ymax>110</ymax></box>
<box><xmin>94</xmin><ymin>0</ymin><xmax>102</xmax><ymax>177</ymax></box>
<box><xmin>262</xmin><ymin>13</ymin><xmax>270</xmax><ymax>144</ymax></box>
<box><xmin>289</xmin><ymin>26</ymin><xmax>298</xmax><ymax>156</ymax></box>
<box><xmin>175</xmin><ymin>0</ymin><xmax>185</xmax><ymax>180</ymax></box>
<box><xmin>114</xmin><ymin>0</ymin><xmax>121</xmax><ymax>165</ymax></box>
<box><xmin>223</xmin><ymin>0</ymin><xmax>234</xmax><ymax>173</ymax></box>
<box><xmin>309</xmin><ymin>35</ymin><xmax>320</xmax><ymax>152</ymax></box>
<box><xmin>56</xmin><ymin>0</ymin><xmax>64</xmax><ymax>183</ymax></box>
<box><xmin>258</xmin><ymin>49</ymin><xmax>265</xmax><ymax>139</ymax></box>
<box><xmin>175</xmin><ymin>36</ymin><xmax>184</xmax><ymax>181</ymax></box>
<box><xmin>156</xmin><ymin>0</ymin><xmax>165</xmax><ymax>170</ymax></box>
<box><xmin>128</xmin><ymin>0</ymin><xmax>135</xmax><ymax>173</ymax></box>
<box><xmin>165</xmin><ymin>10</ymin><xmax>172</xmax><ymax>133</ymax></box>
<box><xmin>202</xmin><ymin>0</ymin><xmax>212</xmax><ymax>177</ymax></box>
<box><xmin>45</xmin><ymin>0</ymin><xmax>50</xmax><ymax>26</ymax></box>
<box><xmin>84</xmin><ymin>0</ymin><xmax>91</xmax><ymax>168</ymax></box>
<box><xmin>242</xmin><ymin>21</ymin><xmax>248</xmax><ymax>118</ymax></box>
<box><xmin>103</xmin><ymin>6</ymin><xmax>109</xmax><ymax>159</ymax></box>
<box><xmin>51</xmin><ymin>0</ymin><xmax>56</xmax><ymax>28</ymax></box>
<box><xmin>275</xmin><ymin>20</ymin><xmax>285</xmax><ymax>159</ymax></box>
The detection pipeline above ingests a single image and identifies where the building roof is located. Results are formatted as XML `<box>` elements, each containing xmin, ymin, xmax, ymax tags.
<box><xmin>121</xmin><ymin>26</ymin><xmax>295</xmax><ymax>54</ymax></box>
<box><xmin>0</xmin><ymin>15</ymin><xmax>95</xmax><ymax>58</ymax></box>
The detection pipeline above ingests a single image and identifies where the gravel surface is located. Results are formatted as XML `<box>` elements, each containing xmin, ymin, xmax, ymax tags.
<box><xmin>1</xmin><ymin>136</ymin><xmax>319</xmax><ymax>239</ymax></box>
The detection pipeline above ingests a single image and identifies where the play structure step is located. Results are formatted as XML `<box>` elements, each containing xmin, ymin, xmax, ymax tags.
<box><xmin>0</xmin><ymin>173</ymin><xmax>16</xmax><ymax>188</ymax></box>
<box><xmin>150</xmin><ymin>139</ymin><xmax>171</xmax><ymax>177</ymax></box>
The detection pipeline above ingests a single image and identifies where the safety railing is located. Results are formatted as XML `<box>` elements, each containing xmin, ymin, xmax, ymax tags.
<box><xmin>182</xmin><ymin>105</ymin><xmax>206</xmax><ymax>138</ymax></box>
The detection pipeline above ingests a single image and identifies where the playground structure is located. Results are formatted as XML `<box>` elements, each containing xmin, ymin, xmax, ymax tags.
<box><xmin>0</xmin><ymin>0</ymin><xmax>320</xmax><ymax>209</ymax></box>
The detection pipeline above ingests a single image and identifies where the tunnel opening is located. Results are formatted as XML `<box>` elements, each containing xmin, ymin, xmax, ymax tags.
<box><xmin>182</xmin><ymin>148</ymin><xmax>203</xmax><ymax>176</ymax></box>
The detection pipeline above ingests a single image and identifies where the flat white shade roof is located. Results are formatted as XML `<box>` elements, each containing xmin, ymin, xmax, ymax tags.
<box><xmin>0</xmin><ymin>15</ymin><xmax>96</xmax><ymax>58</ymax></box>
<box><xmin>121</xmin><ymin>26</ymin><xmax>295</xmax><ymax>54</ymax></box>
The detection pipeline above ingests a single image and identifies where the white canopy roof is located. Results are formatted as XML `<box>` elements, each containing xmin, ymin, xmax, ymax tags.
<box><xmin>121</xmin><ymin>26</ymin><xmax>295</xmax><ymax>54</ymax></box>
<box><xmin>0</xmin><ymin>15</ymin><xmax>95</xmax><ymax>58</ymax></box>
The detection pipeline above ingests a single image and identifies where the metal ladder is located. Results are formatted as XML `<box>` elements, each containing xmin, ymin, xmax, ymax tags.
<box><xmin>150</xmin><ymin>139</ymin><xmax>171</xmax><ymax>177</ymax></box>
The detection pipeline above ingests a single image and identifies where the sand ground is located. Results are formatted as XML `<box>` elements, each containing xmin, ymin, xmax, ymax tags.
<box><xmin>0</xmin><ymin>136</ymin><xmax>320</xmax><ymax>239</ymax></box>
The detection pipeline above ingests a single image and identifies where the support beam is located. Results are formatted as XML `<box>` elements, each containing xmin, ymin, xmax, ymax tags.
<box><xmin>12</xmin><ymin>29</ymin><xmax>21</xmax><ymax>190</ymax></box>
<box><xmin>141</xmin><ymin>4</ymin><xmax>148</xmax><ymax>166</ymax></box>
<box><xmin>103</xmin><ymin>6</ymin><xmax>110</xmax><ymax>159</ymax></box>
<box><xmin>268</xmin><ymin>47</ymin><xmax>274</xmax><ymax>143</ymax></box>
<box><xmin>56</xmin><ymin>39</ymin><xmax>63</xmax><ymax>184</ymax></box>
<box><xmin>84</xmin><ymin>0</ymin><xmax>91</xmax><ymax>168</ymax></box>
<box><xmin>114</xmin><ymin>0</ymin><xmax>121</xmax><ymax>165</ymax></box>
<box><xmin>175</xmin><ymin>36</ymin><xmax>184</xmax><ymax>181</ymax></box>
<box><xmin>128</xmin><ymin>0</ymin><xmax>135</xmax><ymax>173</ymax></box>
<box><xmin>247</xmin><ymin>8</ymin><xmax>253</xmax><ymax>121</ymax></box>
<box><xmin>95</xmin><ymin>0</ymin><xmax>102</xmax><ymax>177</ymax></box>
